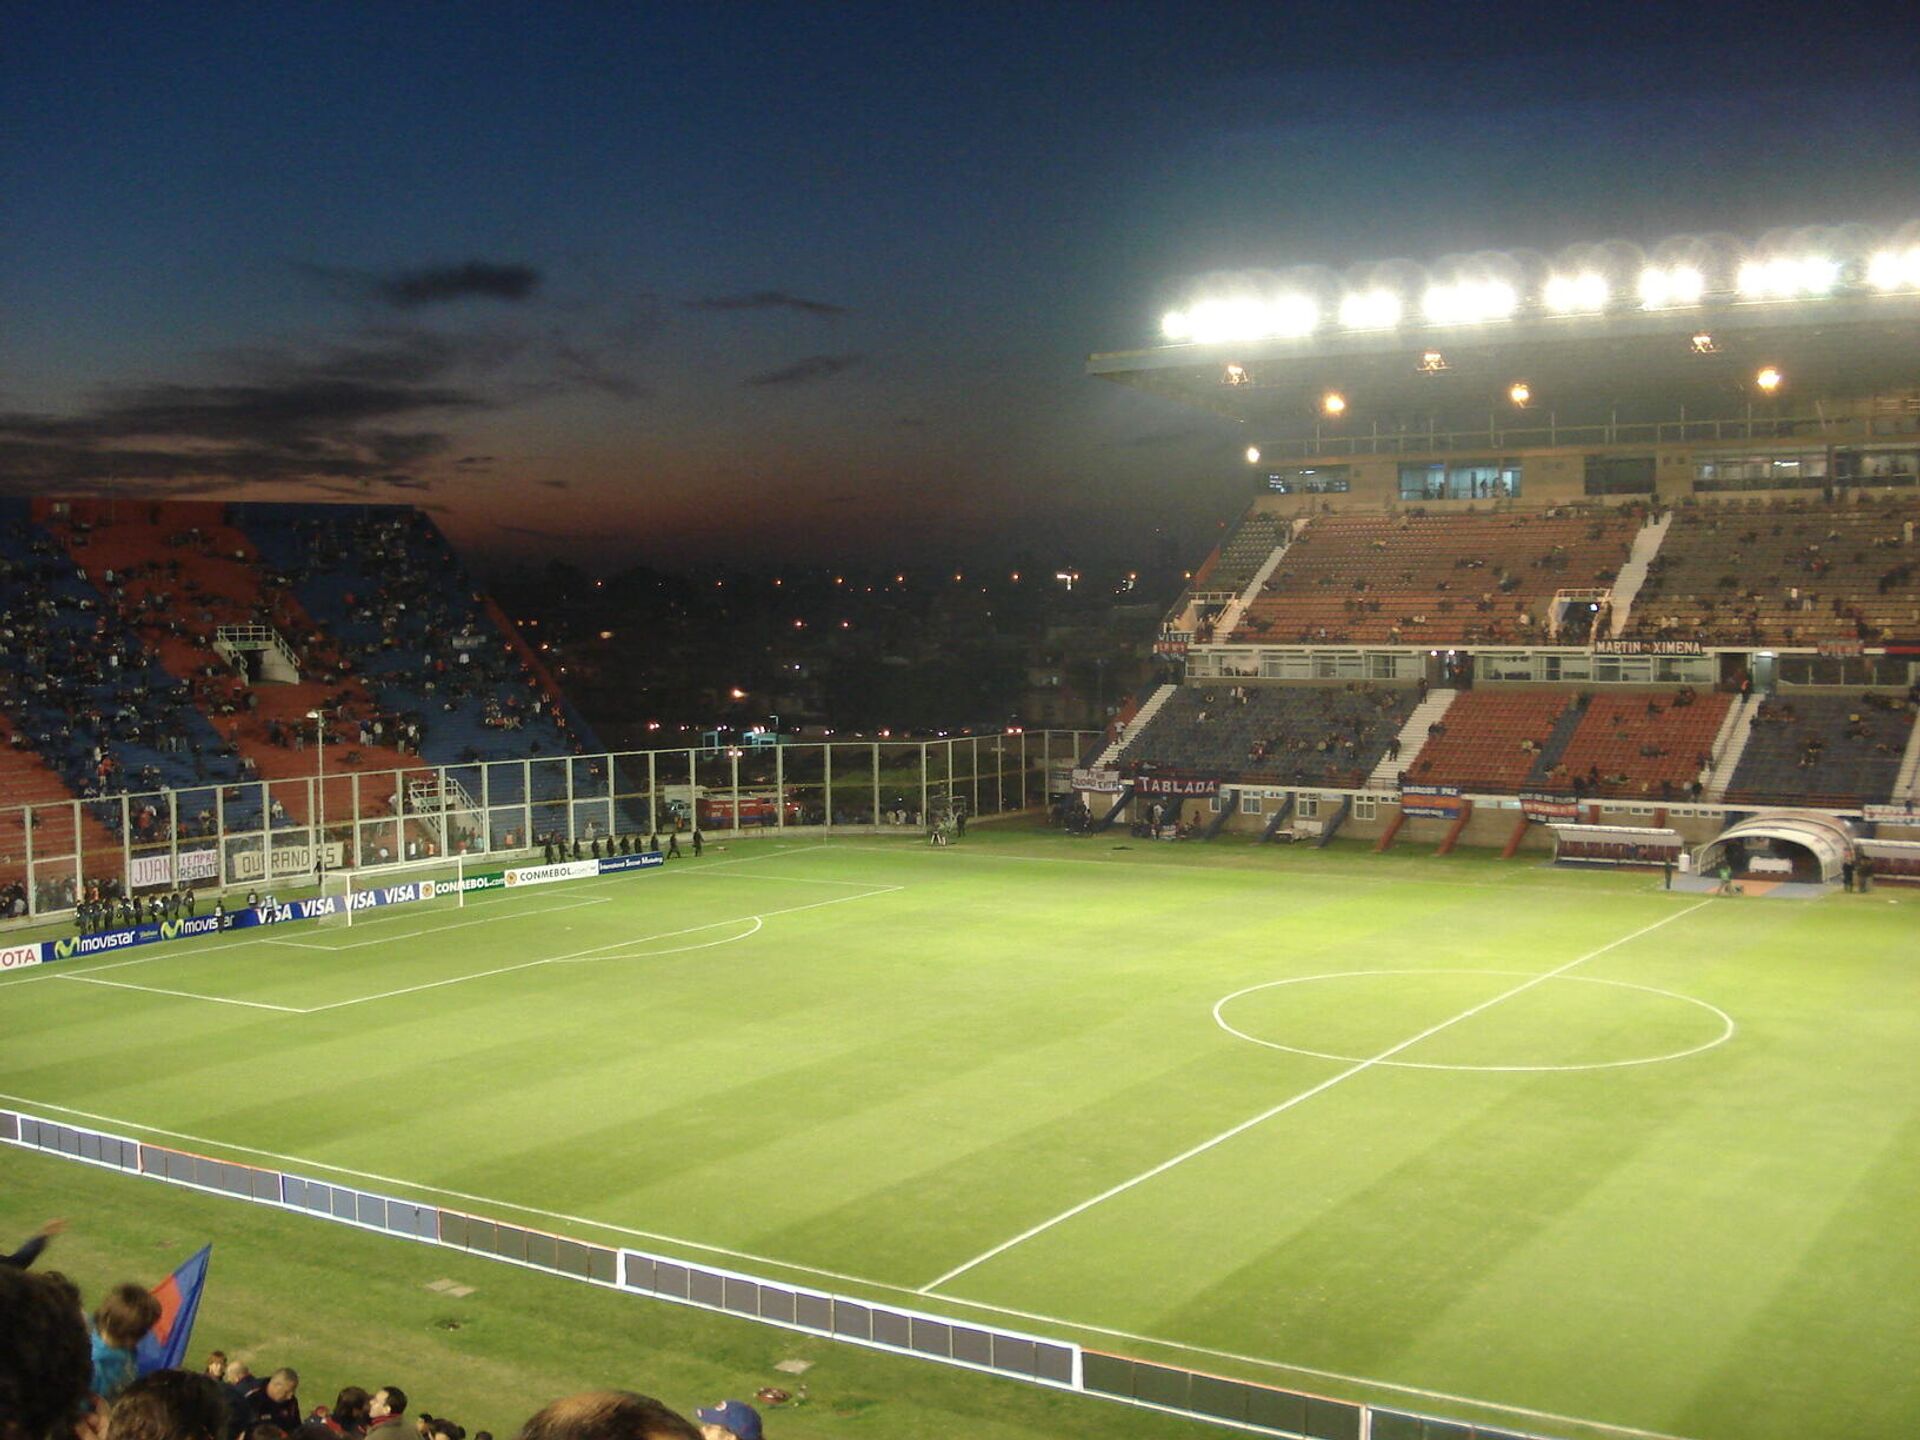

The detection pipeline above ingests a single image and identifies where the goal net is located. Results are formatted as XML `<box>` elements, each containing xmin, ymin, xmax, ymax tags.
<box><xmin>316</xmin><ymin>856</ymin><xmax>476</xmax><ymax>927</ymax></box>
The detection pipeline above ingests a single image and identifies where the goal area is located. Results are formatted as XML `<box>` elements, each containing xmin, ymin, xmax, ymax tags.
<box><xmin>316</xmin><ymin>855</ymin><xmax>486</xmax><ymax>927</ymax></box>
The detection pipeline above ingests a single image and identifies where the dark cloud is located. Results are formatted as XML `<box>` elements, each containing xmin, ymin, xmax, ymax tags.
<box><xmin>454</xmin><ymin>454</ymin><xmax>497</xmax><ymax>469</ymax></box>
<box><xmin>378</xmin><ymin>261</ymin><xmax>541</xmax><ymax>309</ymax></box>
<box><xmin>744</xmin><ymin>354</ymin><xmax>863</xmax><ymax>388</ymax></box>
<box><xmin>538</xmin><ymin>478</ymin><xmax>569</xmax><ymax>489</ymax></box>
<box><xmin>0</xmin><ymin>333</ymin><xmax>484</xmax><ymax>496</ymax></box>
<box><xmin>687</xmin><ymin>290</ymin><xmax>848</xmax><ymax>318</ymax></box>
<box><xmin>299</xmin><ymin>260</ymin><xmax>542</xmax><ymax>310</ymax></box>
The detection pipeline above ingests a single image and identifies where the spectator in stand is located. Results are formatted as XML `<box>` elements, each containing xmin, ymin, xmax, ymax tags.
<box><xmin>222</xmin><ymin>1361</ymin><xmax>263</xmax><ymax>1440</ymax></box>
<box><xmin>694</xmin><ymin>1402</ymin><xmax>762</xmax><ymax>1440</ymax></box>
<box><xmin>313</xmin><ymin>1388</ymin><xmax>371</xmax><ymax>1437</ymax></box>
<box><xmin>251</xmin><ymin>1371</ymin><xmax>302</xmax><ymax>1432</ymax></box>
<box><xmin>109</xmin><ymin>1370</ymin><xmax>228</xmax><ymax>1440</ymax></box>
<box><xmin>89</xmin><ymin>1282</ymin><xmax>162</xmax><ymax>1402</ymax></box>
<box><xmin>515</xmin><ymin>1393</ymin><xmax>698</xmax><ymax>1440</ymax></box>
<box><xmin>365</xmin><ymin>1388</ymin><xmax>410</xmax><ymax>1440</ymax></box>
<box><xmin>0</xmin><ymin>1264</ymin><xmax>100</xmax><ymax>1440</ymax></box>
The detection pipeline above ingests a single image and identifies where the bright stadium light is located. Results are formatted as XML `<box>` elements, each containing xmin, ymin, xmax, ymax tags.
<box><xmin>1165</xmin><ymin>294</ymin><xmax>1319</xmax><ymax>343</ymax></box>
<box><xmin>1508</xmin><ymin>381</ymin><xmax>1532</xmax><ymax>407</ymax></box>
<box><xmin>1321</xmin><ymin>391</ymin><xmax>1347</xmax><ymax>416</ymax></box>
<box><xmin>1867</xmin><ymin>246</ymin><xmax>1920</xmax><ymax>291</ymax></box>
<box><xmin>1422</xmin><ymin>279</ymin><xmax>1518</xmax><ymax>325</ymax></box>
<box><xmin>1543</xmin><ymin>271</ymin><xmax>1609</xmax><ymax>313</ymax></box>
<box><xmin>1756</xmin><ymin>365</ymin><xmax>1784</xmax><ymax>393</ymax></box>
<box><xmin>1638</xmin><ymin>265</ymin><xmax>1704</xmax><ymax>309</ymax></box>
<box><xmin>1245</xmin><ymin>446</ymin><xmax>1262</xmax><ymax>464</ymax></box>
<box><xmin>1339</xmin><ymin>288</ymin><xmax>1401</xmax><ymax>330</ymax></box>
<box><xmin>1738</xmin><ymin>255</ymin><xmax>1838</xmax><ymax>299</ymax></box>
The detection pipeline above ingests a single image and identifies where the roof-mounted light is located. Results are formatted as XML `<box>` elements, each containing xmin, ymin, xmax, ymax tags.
<box><xmin>1737</xmin><ymin>256</ymin><xmax>1838</xmax><ymax>300</ymax></box>
<box><xmin>1421</xmin><ymin>279</ymin><xmax>1517</xmax><ymax>326</ymax></box>
<box><xmin>1163</xmin><ymin>294</ymin><xmax>1319</xmax><ymax>344</ymax></box>
<box><xmin>1338</xmin><ymin>288</ymin><xmax>1401</xmax><ymax>330</ymax></box>
<box><xmin>1543</xmin><ymin>272</ymin><xmax>1609</xmax><ymax>314</ymax></box>
<box><xmin>1867</xmin><ymin>246</ymin><xmax>1920</xmax><ymax>292</ymax></box>
<box><xmin>1638</xmin><ymin>265</ymin><xmax>1704</xmax><ymax>309</ymax></box>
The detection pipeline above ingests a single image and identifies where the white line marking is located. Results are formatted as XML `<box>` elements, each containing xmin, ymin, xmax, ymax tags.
<box><xmin>52</xmin><ymin>975</ymin><xmax>303</xmax><ymax>1012</ymax></box>
<box><xmin>264</xmin><ymin>894</ymin><xmax>614</xmax><ymax>951</ymax></box>
<box><xmin>0</xmin><ymin>1090</ymin><xmax>1698</xmax><ymax>1440</ymax></box>
<box><xmin>551</xmin><ymin>916</ymin><xmax>763</xmax><ymax>962</ymax></box>
<box><xmin>918</xmin><ymin>899</ymin><xmax>1715</xmax><ymax>1293</ymax></box>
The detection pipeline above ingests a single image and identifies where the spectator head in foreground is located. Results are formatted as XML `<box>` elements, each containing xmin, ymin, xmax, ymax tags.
<box><xmin>693</xmin><ymin>1403</ymin><xmax>761</xmax><ymax>1440</ymax></box>
<box><xmin>322</xmin><ymin>1386</ymin><xmax>372</xmax><ymax>1433</ymax></box>
<box><xmin>109</xmin><ymin>1370</ymin><xmax>227</xmax><ymax>1440</ymax></box>
<box><xmin>367</xmin><ymin>1389</ymin><xmax>408</xmax><ymax>1432</ymax></box>
<box><xmin>0</xmin><ymin>1265</ymin><xmax>93</xmax><ymax>1440</ymax></box>
<box><xmin>90</xmin><ymin>1282</ymin><xmax>163</xmax><ymax>1401</ymax></box>
<box><xmin>515</xmin><ymin>1391</ymin><xmax>699</xmax><ymax>1440</ymax></box>
<box><xmin>203</xmin><ymin>1352</ymin><xmax>228</xmax><ymax>1380</ymax></box>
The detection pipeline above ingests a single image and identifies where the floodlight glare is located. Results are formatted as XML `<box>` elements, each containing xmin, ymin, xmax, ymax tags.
<box><xmin>1867</xmin><ymin>246</ymin><xmax>1920</xmax><ymax>291</ymax></box>
<box><xmin>1543</xmin><ymin>272</ymin><xmax>1609</xmax><ymax>313</ymax></box>
<box><xmin>1166</xmin><ymin>293</ymin><xmax>1319</xmax><ymax>343</ymax></box>
<box><xmin>1508</xmin><ymin>381</ymin><xmax>1532</xmax><ymax>407</ymax></box>
<box><xmin>1321</xmin><ymin>391</ymin><xmax>1347</xmax><ymax>416</ymax></box>
<box><xmin>1638</xmin><ymin>265</ymin><xmax>1704</xmax><ymax>309</ymax></box>
<box><xmin>1338</xmin><ymin>288</ymin><xmax>1401</xmax><ymax>330</ymax></box>
<box><xmin>1421</xmin><ymin>279</ymin><xmax>1518</xmax><ymax>325</ymax></box>
<box><xmin>1738</xmin><ymin>256</ymin><xmax>1838</xmax><ymax>300</ymax></box>
<box><xmin>1245</xmin><ymin>445</ymin><xmax>1262</xmax><ymax>464</ymax></box>
<box><xmin>1755</xmin><ymin>366</ymin><xmax>1784</xmax><ymax>393</ymax></box>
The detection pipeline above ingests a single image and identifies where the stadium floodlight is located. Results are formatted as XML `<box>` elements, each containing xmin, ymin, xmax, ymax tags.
<box><xmin>1245</xmin><ymin>446</ymin><xmax>1262</xmax><ymax>464</ymax></box>
<box><xmin>1755</xmin><ymin>366</ymin><xmax>1784</xmax><ymax>393</ymax></box>
<box><xmin>1339</xmin><ymin>288</ymin><xmax>1401</xmax><ymax>330</ymax></box>
<box><xmin>1321</xmin><ymin>391</ymin><xmax>1347</xmax><ymax>416</ymax></box>
<box><xmin>1508</xmin><ymin>381</ymin><xmax>1532</xmax><ymax>407</ymax></box>
<box><xmin>1164</xmin><ymin>294</ymin><xmax>1318</xmax><ymax>344</ymax></box>
<box><xmin>1737</xmin><ymin>255</ymin><xmax>1838</xmax><ymax>300</ymax></box>
<box><xmin>1543</xmin><ymin>272</ymin><xmax>1609</xmax><ymax>313</ymax></box>
<box><xmin>1867</xmin><ymin>246</ymin><xmax>1920</xmax><ymax>291</ymax></box>
<box><xmin>1638</xmin><ymin>264</ymin><xmax>1704</xmax><ymax>309</ymax></box>
<box><xmin>1421</xmin><ymin>279</ymin><xmax>1518</xmax><ymax>326</ymax></box>
<box><xmin>1691</xmin><ymin>332</ymin><xmax>1718</xmax><ymax>354</ymax></box>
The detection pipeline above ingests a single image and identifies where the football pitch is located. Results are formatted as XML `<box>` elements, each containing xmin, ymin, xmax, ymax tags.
<box><xmin>3</xmin><ymin>830</ymin><xmax>1916</xmax><ymax>1440</ymax></box>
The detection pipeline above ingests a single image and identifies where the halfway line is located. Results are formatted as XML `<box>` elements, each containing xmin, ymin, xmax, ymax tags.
<box><xmin>918</xmin><ymin>898</ymin><xmax>1714</xmax><ymax>1293</ymax></box>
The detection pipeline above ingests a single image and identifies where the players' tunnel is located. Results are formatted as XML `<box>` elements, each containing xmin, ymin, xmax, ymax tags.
<box><xmin>1693</xmin><ymin>810</ymin><xmax>1857</xmax><ymax>885</ymax></box>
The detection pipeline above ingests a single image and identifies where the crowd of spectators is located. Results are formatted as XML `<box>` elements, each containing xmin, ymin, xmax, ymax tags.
<box><xmin>0</xmin><ymin>1221</ymin><xmax>772</xmax><ymax>1440</ymax></box>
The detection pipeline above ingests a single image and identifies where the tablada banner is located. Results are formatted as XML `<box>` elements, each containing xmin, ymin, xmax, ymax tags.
<box><xmin>1133</xmin><ymin>774</ymin><xmax>1224</xmax><ymax>798</ymax></box>
<box><xmin>1520</xmin><ymin>792</ymin><xmax>1582</xmax><ymax>823</ymax></box>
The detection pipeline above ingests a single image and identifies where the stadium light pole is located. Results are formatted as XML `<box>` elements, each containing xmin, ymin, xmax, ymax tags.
<box><xmin>307</xmin><ymin>708</ymin><xmax>326</xmax><ymax>881</ymax></box>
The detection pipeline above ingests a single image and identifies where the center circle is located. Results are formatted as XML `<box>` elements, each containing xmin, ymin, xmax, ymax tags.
<box><xmin>1213</xmin><ymin>969</ymin><xmax>1735</xmax><ymax>1073</ymax></box>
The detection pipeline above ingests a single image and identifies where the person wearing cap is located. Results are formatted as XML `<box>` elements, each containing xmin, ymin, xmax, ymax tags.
<box><xmin>694</xmin><ymin>1401</ymin><xmax>761</xmax><ymax>1440</ymax></box>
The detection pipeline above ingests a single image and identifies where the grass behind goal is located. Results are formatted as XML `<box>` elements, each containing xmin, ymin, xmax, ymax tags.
<box><xmin>2</xmin><ymin>829</ymin><xmax>1916</xmax><ymax>1440</ymax></box>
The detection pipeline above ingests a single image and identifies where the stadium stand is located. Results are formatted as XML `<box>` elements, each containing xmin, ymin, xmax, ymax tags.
<box><xmin>1403</xmin><ymin>688</ymin><xmax>1576</xmax><ymax>793</ymax></box>
<box><xmin>1113</xmin><ymin>683</ymin><xmax>1417</xmax><ymax>789</ymax></box>
<box><xmin>1723</xmin><ymin>692</ymin><xmax>1915</xmax><ymax>808</ymax></box>
<box><xmin>1544</xmin><ymin>689</ymin><xmax>1733</xmax><ymax>801</ymax></box>
<box><xmin>1624</xmin><ymin>496</ymin><xmax>1920</xmax><ymax>646</ymax></box>
<box><xmin>1238</xmin><ymin>509</ymin><xmax>1641</xmax><ymax>646</ymax></box>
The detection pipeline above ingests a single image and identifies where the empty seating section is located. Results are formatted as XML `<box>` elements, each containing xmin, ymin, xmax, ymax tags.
<box><xmin>1114</xmin><ymin>684</ymin><xmax>1417</xmax><ymax>790</ymax></box>
<box><xmin>1199</xmin><ymin>513</ymin><xmax>1288</xmax><ymax>593</ymax></box>
<box><xmin>1407</xmin><ymin>690</ymin><xmax>1573</xmax><ymax>793</ymax></box>
<box><xmin>1725</xmin><ymin>694</ymin><xmax>1914</xmax><ymax>808</ymax></box>
<box><xmin>1626</xmin><ymin>497</ymin><xmax>1920</xmax><ymax>645</ymax></box>
<box><xmin>1544</xmin><ymin>691</ymin><xmax>1732</xmax><ymax>800</ymax></box>
<box><xmin>1239</xmin><ymin>510</ymin><xmax>1639</xmax><ymax>645</ymax></box>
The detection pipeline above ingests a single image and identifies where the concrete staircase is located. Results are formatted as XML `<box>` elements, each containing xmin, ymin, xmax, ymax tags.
<box><xmin>1092</xmin><ymin>683</ymin><xmax>1178</xmax><ymax>767</ymax></box>
<box><xmin>1609</xmin><ymin>511</ymin><xmax>1673</xmax><ymax>637</ymax></box>
<box><xmin>1706</xmin><ymin>693</ymin><xmax>1765</xmax><ymax>801</ymax></box>
<box><xmin>1368</xmin><ymin>688</ymin><xmax>1458</xmax><ymax>789</ymax></box>
<box><xmin>1212</xmin><ymin>534</ymin><xmax>1294</xmax><ymax>643</ymax></box>
<box><xmin>1891</xmin><ymin>713</ymin><xmax>1920</xmax><ymax>804</ymax></box>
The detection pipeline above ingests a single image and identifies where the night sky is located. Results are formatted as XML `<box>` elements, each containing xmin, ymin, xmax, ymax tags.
<box><xmin>4</xmin><ymin>4</ymin><xmax>1915</xmax><ymax>573</ymax></box>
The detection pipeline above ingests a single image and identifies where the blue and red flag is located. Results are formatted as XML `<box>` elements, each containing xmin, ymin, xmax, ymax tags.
<box><xmin>135</xmin><ymin>1244</ymin><xmax>212</xmax><ymax>1375</ymax></box>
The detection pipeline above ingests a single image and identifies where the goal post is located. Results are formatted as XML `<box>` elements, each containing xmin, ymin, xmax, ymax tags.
<box><xmin>315</xmin><ymin>855</ymin><xmax>475</xmax><ymax>927</ymax></box>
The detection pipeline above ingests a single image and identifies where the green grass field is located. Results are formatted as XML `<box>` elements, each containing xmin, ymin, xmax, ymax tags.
<box><xmin>3</xmin><ymin>829</ymin><xmax>1916</xmax><ymax>1440</ymax></box>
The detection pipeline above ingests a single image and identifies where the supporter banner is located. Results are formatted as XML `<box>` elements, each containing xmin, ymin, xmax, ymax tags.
<box><xmin>504</xmin><ymin>859</ymin><xmax>600</xmax><ymax>888</ymax></box>
<box><xmin>1152</xmin><ymin>638</ymin><xmax>1189</xmax><ymax>656</ymax></box>
<box><xmin>1072</xmin><ymin>767</ymin><xmax>1124</xmax><ymax>794</ymax></box>
<box><xmin>1400</xmin><ymin>784</ymin><xmax>1465</xmax><ymax>820</ymax></box>
<box><xmin>0</xmin><ymin>943</ymin><xmax>42</xmax><ymax>972</ymax></box>
<box><xmin>1133</xmin><ymin>774</ymin><xmax>1222</xmax><ymax>798</ymax></box>
<box><xmin>1520</xmin><ymin>792</ymin><xmax>1581</xmax><ymax>823</ymax></box>
<box><xmin>1592</xmin><ymin>639</ymin><xmax>1705</xmax><ymax>656</ymax></box>
<box><xmin>1817</xmin><ymin>640</ymin><xmax>1866</xmax><ymax>657</ymax></box>
<box><xmin>130</xmin><ymin>854</ymin><xmax>173</xmax><ymax>889</ymax></box>
<box><xmin>597</xmin><ymin>852</ymin><xmax>664</xmax><ymax>874</ymax></box>
<box><xmin>178</xmin><ymin>849</ymin><xmax>219</xmax><ymax>883</ymax></box>
<box><xmin>1864</xmin><ymin>803</ymin><xmax>1920</xmax><ymax>825</ymax></box>
<box><xmin>230</xmin><ymin>841</ymin><xmax>345</xmax><ymax>882</ymax></box>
